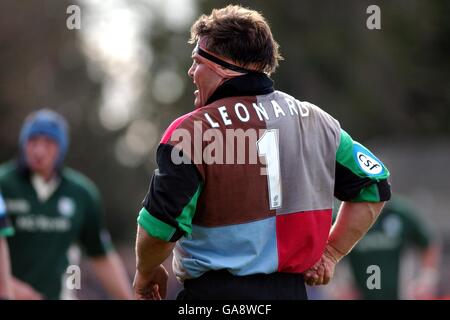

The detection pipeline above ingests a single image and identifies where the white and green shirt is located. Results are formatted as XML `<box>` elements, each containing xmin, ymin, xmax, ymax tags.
<box><xmin>0</xmin><ymin>161</ymin><xmax>113</xmax><ymax>299</ymax></box>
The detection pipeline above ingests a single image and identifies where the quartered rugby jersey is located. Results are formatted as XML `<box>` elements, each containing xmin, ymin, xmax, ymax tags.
<box><xmin>138</xmin><ymin>73</ymin><xmax>391</xmax><ymax>281</ymax></box>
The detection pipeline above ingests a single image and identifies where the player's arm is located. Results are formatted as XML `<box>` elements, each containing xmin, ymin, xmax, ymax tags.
<box><xmin>10</xmin><ymin>276</ymin><xmax>43</xmax><ymax>300</ymax></box>
<box><xmin>0</xmin><ymin>238</ymin><xmax>13</xmax><ymax>299</ymax></box>
<box><xmin>89</xmin><ymin>252</ymin><xmax>133</xmax><ymax>300</ymax></box>
<box><xmin>330</xmin><ymin>129</ymin><xmax>391</xmax><ymax>259</ymax></box>
<box><xmin>305</xmin><ymin>129</ymin><xmax>391</xmax><ymax>286</ymax></box>
<box><xmin>79</xmin><ymin>181</ymin><xmax>133</xmax><ymax>299</ymax></box>
<box><xmin>420</xmin><ymin>244</ymin><xmax>440</xmax><ymax>271</ymax></box>
<box><xmin>413</xmin><ymin>213</ymin><xmax>440</xmax><ymax>281</ymax></box>
<box><xmin>327</xmin><ymin>201</ymin><xmax>385</xmax><ymax>260</ymax></box>
<box><xmin>412</xmin><ymin>244</ymin><xmax>440</xmax><ymax>299</ymax></box>
<box><xmin>404</xmin><ymin>207</ymin><xmax>440</xmax><ymax>299</ymax></box>
<box><xmin>305</xmin><ymin>202</ymin><xmax>385</xmax><ymax>286</ymax></box>
<box><xmin>134</xmin><ymin>141</ymin><xmax>203</xmax><ymax>300</ymax></box>
<box><xmin>134</xmin><ymin>226</ymin><xmax>174</xmax><ymax>300</ymax></box>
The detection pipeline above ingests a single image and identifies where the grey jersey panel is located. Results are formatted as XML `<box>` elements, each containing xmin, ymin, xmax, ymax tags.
<box><xmin>256</xmin><ymin>91</ymin><xmax>341</xmax><ymax>214</ymax></box>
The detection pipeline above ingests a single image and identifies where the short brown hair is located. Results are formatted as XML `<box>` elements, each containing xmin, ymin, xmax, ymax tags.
<box><xmin>189</xmin><ymin>5</ymin><xmax>283</xmax><ymax>74</ymax></box>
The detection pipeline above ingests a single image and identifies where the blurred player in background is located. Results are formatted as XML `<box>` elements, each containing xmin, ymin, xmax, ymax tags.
<box><xmin>0</xmin><ymin>109</ymin><xmax>132</xmax><ymax>300</ymax></box>
<box><xmin>341</xmin><ymin>196</ymin><xmax>439</xmax><ymax>299</ymax></box>
<box><xmin>0</xmin><ymin>191</ymin><xmax>13</xmax><ymax>299</ymax></box>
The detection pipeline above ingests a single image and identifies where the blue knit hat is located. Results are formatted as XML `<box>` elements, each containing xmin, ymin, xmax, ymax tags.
<box><xmin>19</xmin><ymin>109</ymin><xmax>69</xmax><ymax>168</ymax></box>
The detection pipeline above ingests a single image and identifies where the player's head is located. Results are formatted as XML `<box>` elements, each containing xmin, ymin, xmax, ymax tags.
<box><xmin>19</xmin><ymin>109</ymin><xmax>69</xmax><ymax>176</ymax></box>
<box><xmin>188</xmin><ymin>5</ymin><xmax>282</xmax><ymax>108</ymax></box>
<box><xmin>190</xmin><ymin>5</ymin><xmax>282</xmax><ymax>75</ymax></box>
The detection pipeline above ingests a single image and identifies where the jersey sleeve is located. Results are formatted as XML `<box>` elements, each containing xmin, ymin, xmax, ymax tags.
<box><xmin>138</xmin><ymin>142</ymin><xmax>203</xmax><ymax>242</ymax></box>
<box><xmin>334</xmin><ymin>129</ymin><xmax>391</xmax><ymax>202</ymax></box>
<box><xmin>78</xmin><ymin>182</ymin><xmax>114</xmax><ymax>257</ymax></box>
<box><xmin>0</xmin><ymin>191</ymin><xmax>14</xmax><ymax>237</ymax></box>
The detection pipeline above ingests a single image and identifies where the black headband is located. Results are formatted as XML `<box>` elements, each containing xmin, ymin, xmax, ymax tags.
<box><xmin>195</xmin><ymin>46</ymin><xmax>255</xmax><ymax>74</ymax></box>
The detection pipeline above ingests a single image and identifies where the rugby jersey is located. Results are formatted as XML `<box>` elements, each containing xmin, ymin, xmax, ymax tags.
<box><xmin>138</xmin><ymin>73</ymin><xmax>391</xmax><ymax>281</ymax></box>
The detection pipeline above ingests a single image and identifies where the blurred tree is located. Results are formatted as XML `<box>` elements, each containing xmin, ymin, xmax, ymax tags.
<box><xmin>0</xmin><ymin>0</ymin><xmax>136</xmax><ymax>241</ymax></box>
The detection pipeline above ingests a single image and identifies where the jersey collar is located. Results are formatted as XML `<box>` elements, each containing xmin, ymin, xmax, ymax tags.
<box><xmin>206</xmin><ymin>72</ymin><xmax>274</xmax><ymax>105</ymax></box>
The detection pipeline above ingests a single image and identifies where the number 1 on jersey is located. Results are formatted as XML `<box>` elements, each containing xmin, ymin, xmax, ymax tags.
<box><xmin>257</xmin><ymin>129</ymin><xmax>282</xmax><ymax>210</ymax></box>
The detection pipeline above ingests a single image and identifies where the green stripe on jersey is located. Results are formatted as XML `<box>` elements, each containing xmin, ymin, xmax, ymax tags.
<box><xmin>138</xmin><ymin>207</ymin><xmax>176</xmax><ymax>241</ymax></box>
<box><xmin>176</xmin><ymin>184</ymin><xmax>203</xmax><ymax>236</ymax></box>
<box><xmin>137</xmin><ymin>184</ymin><xmax>203</xmax><ymax>241</ymax></box>
<box><xmin>0</xmin><ymin>226</ymin><xmax>14</xmax><ymax>237</ymax></box>
<box><xmin>352</xmin><ymin>183</ymin><xmax>381</xmax><ymax>202</ymax></box>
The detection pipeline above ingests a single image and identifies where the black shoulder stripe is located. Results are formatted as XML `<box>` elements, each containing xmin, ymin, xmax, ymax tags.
<box><xmin>142</xmin><ymin>144</ymin><xmax>202</xmax><ymax>238</ymax></box>
<box><xmin>334</xmin><ymin>162</ymin><xmax>376</xmax><ymax>201</ymax></box>
<box><xmin>376</xmin><ymin>179</ymin><xmax>392</xmax><ymax>202</ymax></box>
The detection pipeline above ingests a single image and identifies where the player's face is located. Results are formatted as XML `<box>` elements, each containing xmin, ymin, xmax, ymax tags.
<box><xmin>188</xmin><ymin>52</ymin><xmax>224</xmax><ymax>109</ymax></box>
<box><xmin>25</xmin><ymin>135</ymin><xmax>59</xmax><ymax>179</ymax></box>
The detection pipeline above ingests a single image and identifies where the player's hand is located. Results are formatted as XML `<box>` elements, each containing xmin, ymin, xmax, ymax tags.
<box><xmin>303</xmin><ymin>246</ymin><xmax>339</xmax><ymax>286</ymax></box>
<box><xmin>12</xmin><ymin>278</ymin><xmax>43</xmax><ymax>300</ymax></box>
<box><xmin>133</xmin><ymin>264</ymin><xmax>169</xmax><ymax>300</ymax></box>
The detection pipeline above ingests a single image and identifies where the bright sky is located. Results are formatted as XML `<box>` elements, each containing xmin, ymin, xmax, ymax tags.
<box><xmin>78</xmin><ymin>0</ymin><xmax>197</xmax><ymax>167</ymax></box>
